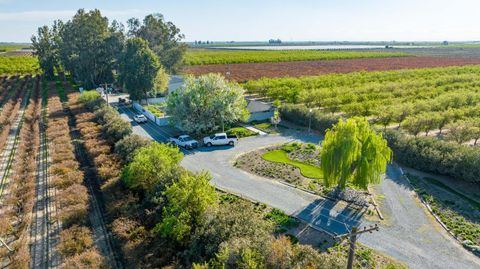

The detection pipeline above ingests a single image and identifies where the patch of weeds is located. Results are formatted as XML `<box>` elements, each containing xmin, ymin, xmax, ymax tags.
<box><xmin>265</xmin><ymin>208</ymin><xmax>299</xmax><ymax>232</ymax></box>
<box><xmin>226</xmin><ymin>127</ymin><xmax>257</xmax><ymax>138</ymax></box>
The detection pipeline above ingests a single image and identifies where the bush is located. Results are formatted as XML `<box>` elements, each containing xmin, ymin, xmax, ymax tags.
<box><xmin>384</xmin><ymin>129</ymin><xmax>480</xmax><ymax>182</ymax></box>
<box><xmin>79</xmin><ymin>90</ymin><xmax>102</xmax><ymax>110</ymax></box>
<box><xmin>114</xmin><ymin>134</ymin><xmax>152</xmax><ymax>163</ymax></box>
<box><xmin>61</xmin><ymin>249</ymin><xmax>106</xmax><ymax>269</ymax></box>
<box><xmin>59</xmin><ymin>225</ymin><xmax>94</xmax><ymax>256</ymax></box>
<box><xmin>279</xmin><ymin>103</ymin><xmax>340</xmax><ymax>134</ymax></box>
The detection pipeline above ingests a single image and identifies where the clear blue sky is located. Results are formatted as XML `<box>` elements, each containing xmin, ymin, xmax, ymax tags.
<box><xmin>0</xmin><ymin>0</ymin><xmax>478</xmax><ymax>43</ymax></box>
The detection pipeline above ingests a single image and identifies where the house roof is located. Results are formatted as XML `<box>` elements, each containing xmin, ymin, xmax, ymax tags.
<box><xmin>246</xmin><ymin>100</ymin><xmax>273</xmax><ymax>113</ymax></box>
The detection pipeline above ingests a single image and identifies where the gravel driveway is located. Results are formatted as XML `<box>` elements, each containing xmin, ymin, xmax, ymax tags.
<box><xmin>117</xmin><ymin>104</ymin><xmax>480</xmax><ymax>269</ymax></box>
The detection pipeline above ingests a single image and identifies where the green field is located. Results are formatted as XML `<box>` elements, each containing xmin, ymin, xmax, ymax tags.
<box><xmin>0</xmin><ymin>43</ymin><xmax>30</xmax><ymax>53</ymax></box>
<box><xmin>262</xmin><ymin>149</ymin><xmax>322</xmax><ymax>179</ymax></box>
<box><xmin>0</xmin><ymin>56</ymin><xmax>40</xmax><ymax>75</ymax></box>
<box><xmin>185</xmin><ymin>49</ymin><xmax>409</xmax><ymax>65</ymax></box>
<box><xmin>245</xmin><ymin>65</ymin><xmax>480</xmax><ymax>135</ymax></box>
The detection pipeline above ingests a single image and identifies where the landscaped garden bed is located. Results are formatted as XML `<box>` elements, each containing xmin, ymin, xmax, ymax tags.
<box><xmin>407</xmin><ymin>174</ymin><xmax>480</xmax><ymax>255</ymax></box>
<box><xmin>235</xmin><ymin>142</ymin><xmax>370</xmax><ymax>206</ymax></box>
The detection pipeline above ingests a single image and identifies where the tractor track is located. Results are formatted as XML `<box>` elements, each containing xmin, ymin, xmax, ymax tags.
<box><xmin>29</xmin><ymin>80</ymin><xmax>61</xmax><ymax>269</ymax></box>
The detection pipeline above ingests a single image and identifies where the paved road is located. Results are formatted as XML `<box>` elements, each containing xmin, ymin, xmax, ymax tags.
<box><xmin>117</xmin><ymin>103</ymin><xmax>480</xmax><ymax>269</ymax></box>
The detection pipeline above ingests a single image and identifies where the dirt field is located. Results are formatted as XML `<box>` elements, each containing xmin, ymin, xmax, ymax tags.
<box><xmin>183</xmin><ymin>56</ymin><xmax>480</xmax><ymax>81</ymax></box>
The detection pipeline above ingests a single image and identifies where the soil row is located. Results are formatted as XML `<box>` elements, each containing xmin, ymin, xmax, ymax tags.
<box><xmin>44</xmin><ymin>79</ymin><xmax>104</xmax><ymax>268</ymax></box>
<box><xmin>183</xmin><ymin>56</ymin><xmax>480</xmax><ymax>81</ymax></box>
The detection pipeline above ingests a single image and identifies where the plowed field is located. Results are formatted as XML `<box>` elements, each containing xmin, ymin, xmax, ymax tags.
<box><xmin>183</xmin><ymin>56</ymin><xmax>480</xmax><ymax>81</ymax></box>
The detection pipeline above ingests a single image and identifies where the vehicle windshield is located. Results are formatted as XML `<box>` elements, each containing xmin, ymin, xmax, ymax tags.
<box><xmin>210</xmin><ymin>135</ymin><xmax>215</xmax><ymax>139</ymax></box>
<box><xmin>183</xmin><ymin>136</ymin><xmax>193</xmax><ymax>141</ymax></box>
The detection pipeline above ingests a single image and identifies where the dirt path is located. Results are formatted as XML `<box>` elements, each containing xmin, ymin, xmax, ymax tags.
<box><xmin>30</xmin><ymin>85</ymin><xmax>61</xmax><ymax>269</ymax></box>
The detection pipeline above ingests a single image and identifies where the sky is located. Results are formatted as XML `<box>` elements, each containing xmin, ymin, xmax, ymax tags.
<box><xmin>0</xmin><ymin>0</ymin><xmax>479</xmax><ymax>43</ymax></box>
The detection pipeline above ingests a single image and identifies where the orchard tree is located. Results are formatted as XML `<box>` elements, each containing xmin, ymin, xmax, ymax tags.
<box><xmin>118</xmin><ymin>38</ymin><xmax>167</xmax><ymax>102</ymax></box>
<box><xmin>438</xmin><ymin>110</ymin><xmax>455</xmax><ymax>135</ymax></box>
<box><xmin>121</xmin><ymin>142</ymin><xmax>183</xmax><ymax>194</ymax></box>
<box><xmin>320</xmin><ymin>117</ymin><xmax>392</xmax><ymax>190</ymax></box>
<box><xmin>375</xmin><ymin>108</ymin><xmax>395</xmax><ymax>130</ymax></box>
<box><xmin>402</xmin><ymin>116</ymin><xmax>423</xmax><ymax>136</ymax></box>
<box><xmin>127</xmin><ymin>13</ymin><xmax>187</xmax><ymax>72</ymax></box>
<box><xmin>167</xmin><ymin>74</ymin><xmax>249</xmax><ymax>135</ymax></box>
<box><xmin>155</xmin><ymin>171</ymin><xmax>217</xmax><ymax>243</ymax></box>
<box><xmin>445</xmin><ymin>121</ymin><xmax>474</xmax><ymax>144</ymax></box>
<box><xmin>393</xmin><ymin>103</ymin><xmax>414</xmax><ymax>128</ymax></box>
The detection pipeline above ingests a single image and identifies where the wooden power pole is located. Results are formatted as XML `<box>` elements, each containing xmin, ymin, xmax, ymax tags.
<box><xmin>342</xmin><ymin>224</ymin><xmax>379</xmax><ymax>269</ymax></box>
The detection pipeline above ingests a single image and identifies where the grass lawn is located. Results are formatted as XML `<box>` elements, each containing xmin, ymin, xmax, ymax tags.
<box><xmin>262</xmin><ymin>149</ymin><xmax>322</xmax><ymax>179</ymax></box>
<box><xmin>253</xmin><ymin>122</ymin><xmax>281</xmax><ymax>134</ymax></box>
<box><xmin>226</xmin><ymin>126</ymin><xmax>258</xmax><ymax>138</ymax></box>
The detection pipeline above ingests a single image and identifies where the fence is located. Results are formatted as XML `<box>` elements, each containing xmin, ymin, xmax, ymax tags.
<box><xmin>132</xmin><ymin>102</ymin><xmax>170</xmax><ymax>126</ymax></box>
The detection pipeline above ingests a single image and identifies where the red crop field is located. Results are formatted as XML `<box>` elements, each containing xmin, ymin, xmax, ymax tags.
<box><xmin>183</xmin><ymin>56</ymin><xmax>480</xmax><ymax>81</ymax></box>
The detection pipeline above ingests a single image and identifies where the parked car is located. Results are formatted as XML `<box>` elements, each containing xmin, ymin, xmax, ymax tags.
<box><xmin>168</xmin><ymin>135</ymin><xmax>199</xmax><ymax>149</ymax></box>
<box><xmin>134</xmin><ymin>114</ymin><xmax>147</xmax><ymax>123</ymax></box>
<box><xmin>203</xmin><ymin>133</ymin><xmax>237</xmax><ymax>147</ymax></box>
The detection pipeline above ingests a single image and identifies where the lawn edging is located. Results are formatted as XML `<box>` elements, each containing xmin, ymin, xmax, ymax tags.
<box><xmin>397</xmin><ymin>164</ymin><xmax>480</xmax><ymax>257</ymax></box>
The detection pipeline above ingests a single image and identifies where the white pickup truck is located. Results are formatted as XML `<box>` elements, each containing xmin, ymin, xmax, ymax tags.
<box><xmin>168</xmin><ymin>135</ymin><xmax>199</xmax><ymax>149</ymax></box>
<box><xmin>203</xmin><ymin>133</ymin><xmax>237</xmax><ymax>147</ymax></box>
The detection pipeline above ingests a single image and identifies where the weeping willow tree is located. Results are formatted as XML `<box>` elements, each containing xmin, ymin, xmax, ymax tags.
<box><xmin>320</xmin><ymin>117</ymin><xmax>392</xmax><ymax>190</ymax></box>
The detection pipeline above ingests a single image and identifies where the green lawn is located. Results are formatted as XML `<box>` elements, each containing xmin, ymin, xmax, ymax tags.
<box><xmin>226</xmin><ymin>127</ymin><xmax>257</xmax><ymax>138</ymax></box>
<box><xmin>262</xmin><ymin>149</ymin><xmax>322</xmax><ymax>179</ymax></box>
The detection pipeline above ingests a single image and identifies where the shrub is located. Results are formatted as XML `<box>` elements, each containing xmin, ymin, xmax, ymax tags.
<box><xmin>79</xmin><ymin>90</ymin><xmax>102</xmax><ymax>110</ymax></box>
<box><xmin>114</xmin><ymin>134</ymin><xmax>152</xmax><ymax>163</ymax></box>
<box><xmin>61</xmin><ymin>249</ymin><xmax>106</xmax><ymax>269</ymax></box>
<box><xmin>59</xmin><ymin>225</ymin><xmax>94</xmax><ymax>256</ymax></box>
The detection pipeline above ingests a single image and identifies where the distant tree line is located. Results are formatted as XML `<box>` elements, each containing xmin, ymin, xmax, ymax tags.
<box><xmin>31</xmin><ymin>9</ymin><xmax>186</xmax><ymax>100</ymax></box>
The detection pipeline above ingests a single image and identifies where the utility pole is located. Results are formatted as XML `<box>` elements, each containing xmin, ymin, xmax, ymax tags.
<box><xmin>337</xmin><ymin>224</ymin><xmax>379</xmax><ymax>269</ymax></box>
<box><xmin>103</xmin><ymin>83</ymin><xmax>113</xmax><ymax>106</ymax></box>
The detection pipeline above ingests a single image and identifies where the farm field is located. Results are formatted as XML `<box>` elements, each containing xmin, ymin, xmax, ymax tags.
<box><xmin>183</xmin><ymin>56</ymin><xmax>480</xmax><ymax>81</ymax></box>
<box><xmin>0</xmin><ymin>56</ymin><xmax>39</xmax><ymax>74</ymax></box>
<box><xmin>244</xmin><ymin>65</ymin><xmax>480</xmax><ymax>133</ymax></box>
<box><xmin>185</xmin><ymin>48</ymin><xmax>409</xmax><ymax>65</ymax></box>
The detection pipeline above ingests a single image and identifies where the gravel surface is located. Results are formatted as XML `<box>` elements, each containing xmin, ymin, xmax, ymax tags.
<box><xmin>117</xmin><ymin>103</ymin><xmax>480</xmax><ymax>269</ymax></box>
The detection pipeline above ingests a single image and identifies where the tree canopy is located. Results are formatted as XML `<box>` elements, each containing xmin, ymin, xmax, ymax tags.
<box><xmin>320</xmin><ymin>117</ymin><xmax>392</xmax><ymax>190</ymax></box>
<box><xmin>155</xmin><ymin>171</ymin><xmax>217</xmax><ymax>243</ymax></box>
<box><xmin>127</xmin><ymin>13</ymin><xmax>187</xmax><ymax>73</ymax></box>
<box><xmin>31</xmin><ymin>23</ymin><xmax>60</xmax><ymax>79</ymax></box>
<box><xmin>118</xmin><ymin>38</ymin><xmax>164</xmax><ymax>101</ymax></box>
<box><xmin>166</xmin><ymin>74</ymin><xmax>249</xmax><ymax>134</ymax></box>
<box><xmin>121</xmin><ymin>142</ymin><xmax>183</xmax><ymax>194</ymax></box>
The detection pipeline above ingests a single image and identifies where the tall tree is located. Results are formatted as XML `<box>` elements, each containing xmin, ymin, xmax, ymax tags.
<box><xmin>320</xmin><ymin>117</ymin><xmax>392</xmax><ymax>190</ymax></box>
<box><xmin>118</xmin><ymin>37</ymin><xmax>163</xmax><ymax>102</ymax></box>
<box><xmin>166</xmin><ymin>74</ymin><xmax>249</xmax><ymax>135</ymax></box>
<box><xmin>58</xmin><ymin>9</ymin><xmax>124</xmax><ymax>88</ymax></box>
<box><xmin>127</xmin><ymin>14</ymin><xmax>187</xmax><ymax>73</ymax></box>
<box><xmin>31</xmin><ymin>23</ymin><xmax>61</xmax><ymax>79</ymax></box>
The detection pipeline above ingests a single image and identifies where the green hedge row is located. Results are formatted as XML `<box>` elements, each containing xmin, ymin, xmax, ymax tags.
<box><xmin>279</xmin><ymin>103</ymin><xmax>340</xmax><ymax>133</ymax></box>
<box><xmin>384</xmin><ymin>130</ymin><xmax>480</xmax><ymax>182</ymax></box>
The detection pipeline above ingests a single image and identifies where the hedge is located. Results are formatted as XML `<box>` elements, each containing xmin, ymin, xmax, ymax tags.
<box><xmin>279</xmin><ymin>103</ymin><xmax>340</xmax><ymax>134</ymax></box>
<box><xmin>384</xmin><ymin>129</ymin><xmax>480</xmax><ymax>182</ymax></box>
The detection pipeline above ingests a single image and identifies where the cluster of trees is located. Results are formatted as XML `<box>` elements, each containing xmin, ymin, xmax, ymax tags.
<box><xmin>31</xmin><ymin>9</ymin><xmax>186</xmax><ymax>100</ymax></box>
<box><xmin>75</xmin><ymin>85</ymin><xmax>348</xmax><ymax>268</ymax></box>
<box><xmin>166</xmin><ymin>74</ymin><xmax>249</xmax><ymax>134</ymax></box>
